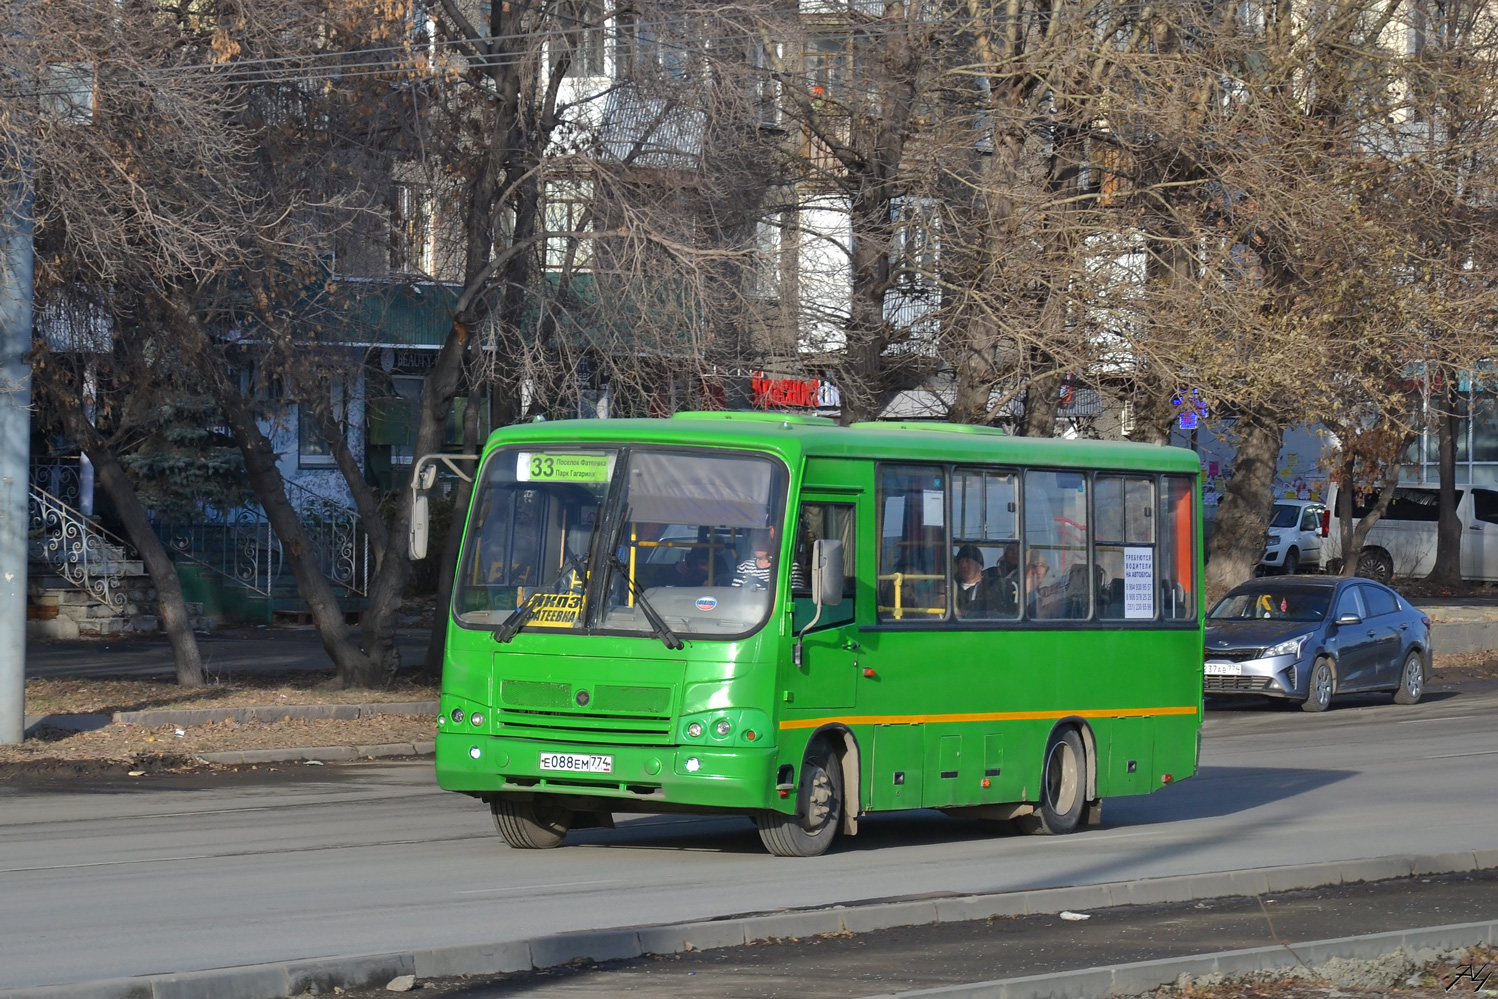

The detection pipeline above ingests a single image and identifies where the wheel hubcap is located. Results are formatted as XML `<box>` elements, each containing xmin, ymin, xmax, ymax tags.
<box><xmin>1045</xmin><ymin>742</ymin><xmax>1079</xmax><ymax>812</ymax></box>
<box><xmin>1406</xmin><ymin>658</ymin><xmax>1422</xmax><ymax>698</ymax></box>
<box><xmin>805</xmin><ymin>767</ymin><xmax>833</xmax><ymax>829</ymax></box>
<box><xmin>1315</xmin><ymin>666</ymin><xmax>1332</xmax><ymax>705</ymax></box>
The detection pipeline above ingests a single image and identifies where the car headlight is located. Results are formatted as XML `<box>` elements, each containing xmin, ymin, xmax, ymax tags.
<box><xmin>1265</xmin><ymin>633</ymin><xmax>1311</xmax><ymax>658</ymax></box>
<box><xmin>1266</xmin><ymin>534</ymin><xmax>1281</xmax><ymax>546</ymax></box>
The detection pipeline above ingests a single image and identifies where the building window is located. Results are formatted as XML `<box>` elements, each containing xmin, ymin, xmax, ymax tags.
<box><xmin>298</xmin><ymin>381</ymin><xmax>347</xmax><ymax>468</ymax></box>
<box><xmin>752</xmin><ymin>216</ymin><xmax>783</xmax><ymax>299</ymax></box>
<box><xmin>544</xmin><ymin>179</ymin><xmax>594</xmax><ymax>271</ymax></box>
<box><xmin>563</xmin><ymin>0</ymin><xmax>607</xmax><ymax>77</ymax></box>
<box><xmin>392</xmin><ymin>184</ymin><xmax>435</xmax><ymax>274</ymax></box>
<box><xmin>42</xmin><ymin>62</ymin><xmax>95</xmax><ymax>123</ymax></box>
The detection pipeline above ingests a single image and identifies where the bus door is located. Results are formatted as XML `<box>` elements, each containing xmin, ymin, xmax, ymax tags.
<box><xmin>788</xmin><ymin>498</ymin><xmax>860</xmax><ymax>709</ymax></box>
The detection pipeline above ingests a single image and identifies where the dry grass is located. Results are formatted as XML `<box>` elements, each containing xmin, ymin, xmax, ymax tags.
<box><xmin>24</xmin><ymin>672</ymin><xmax>438</xmax><ymax>717</ymax></box>
<box><xmin>0</xmin><ymin>713</ymin><xmax>435</xmax><ymax>766</ymax></box>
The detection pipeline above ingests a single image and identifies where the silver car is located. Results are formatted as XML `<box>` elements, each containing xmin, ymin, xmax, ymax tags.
<box><xmin>1204</xmin><ymin>577</ymin><xmax>1431</xmax><ymax>711</ymax></box>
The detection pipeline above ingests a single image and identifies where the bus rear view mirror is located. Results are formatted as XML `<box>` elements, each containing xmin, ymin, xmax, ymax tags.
<box><xmin>410</xmin><ymin>492</ymin><xmax>430</xmax><ymax>561</ymax></box>
<box><xmin>812</xmin><ymin>539</ymin><xmax>844</xmax><ymax>607</ymax></box>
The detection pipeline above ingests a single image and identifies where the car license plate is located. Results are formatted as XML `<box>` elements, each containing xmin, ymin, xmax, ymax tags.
<box><xmin>1204</xmin><ymin>663</ymin><xmax>1242</xmax><ymax>676</ymax></box>
<box><xmin>539</xmin><ymin>752</ymin><xmax>613</xmax><ymax>774</ymax></box>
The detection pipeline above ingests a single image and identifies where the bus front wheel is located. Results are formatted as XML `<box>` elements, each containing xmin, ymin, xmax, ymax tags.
<box><xmin>758</xmin><ymin>741</ymin><xmax>843</xmax><ymax>857</ymax></box>
<box><xmin>491</xmin><ymin>796</ymin><xmax>572</xmax><ymax>849</ymax></box>
<box><xmin>1017</xmin><ymin>728</ymin><xmax>1086</xmax><ymax>836</ymax></box>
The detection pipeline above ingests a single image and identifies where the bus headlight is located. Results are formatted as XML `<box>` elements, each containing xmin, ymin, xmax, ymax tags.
<box><xmin>451</xmin><ymin>708</ymin><xmax>465</xmax><ymax>724</ymax></box>
<box><xmin>714</xmin><ymin>718</ymin><xmax>732</xmax><ymax>738</ymax></box>
<box><xmin>686</xmin><ymin>721</ymin><xmax>703</xmax><ymax>738</ymax></box>
<box><xmin>471</xmin><ymin>712</ymin><xmax>485</xmax><ymax>726</ymax></box>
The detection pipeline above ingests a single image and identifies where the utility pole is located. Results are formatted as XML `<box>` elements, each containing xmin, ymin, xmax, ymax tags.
<box><xmin>0</xmin><ymin>160</ymin><xmax>33</xmax><ymax>745</ymax></box>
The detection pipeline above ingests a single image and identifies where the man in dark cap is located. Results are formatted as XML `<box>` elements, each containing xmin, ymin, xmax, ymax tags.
<box><xmin>953</xmin><ymin>543</ymin><xmax>999</xmax><ymax>619</ymax></box>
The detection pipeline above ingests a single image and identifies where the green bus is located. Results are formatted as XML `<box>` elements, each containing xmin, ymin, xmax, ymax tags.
<box><xmin>417</xmin><ymin>412</ymin><xmax>1203</xmax><ymax>857</ymax></box>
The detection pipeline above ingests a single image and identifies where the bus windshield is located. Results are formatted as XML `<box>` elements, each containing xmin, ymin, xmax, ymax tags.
<box><xmin>599</xmin><ymin>450</ymin><xmax>786</xmax><ymax>639</ymax></box>
<box><xmin>455</xmin><ymin>447</ymin><xmax>786</xmax><ymax>639</ymax></box>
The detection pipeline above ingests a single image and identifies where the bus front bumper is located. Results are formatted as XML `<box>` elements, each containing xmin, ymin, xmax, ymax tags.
<box><xmin>436</xmin><ymin>732</ymin><xmax>781</xmax><ymax>811</ymax></box>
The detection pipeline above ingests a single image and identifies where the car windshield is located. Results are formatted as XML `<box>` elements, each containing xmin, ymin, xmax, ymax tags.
<box><xmin>1268</xmin><ymin>504</ymin><xmax>1300</xmax><ymax>529</ymax></box>
<box><xmin>453</xmin><ymin>446</ymin><xmax>787</xmax><ymax>639</ymax></box>
<box><xmin>1209</xmin><ymin>588</ymin><xmax>1331</xmax><ymax>622</ymax></box>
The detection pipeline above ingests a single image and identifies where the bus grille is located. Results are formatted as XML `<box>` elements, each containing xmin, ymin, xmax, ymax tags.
<box><xmin>497</xmin><ymin>708</ymin><xmax>673</xmax><ymax>745</ymax></box>
<box><xmin>1203</xmin><ymin>675</ymin><xmax>1276</xmax><ymax>693</ymax></box>
<box><xmin>500</xmin><ymin>681</ymin><xmax>573</xmax><ymax>710</ymax></box>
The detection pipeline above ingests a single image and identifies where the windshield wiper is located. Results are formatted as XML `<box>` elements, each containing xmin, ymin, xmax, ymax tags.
<box><xmin>605</xmin><ymin>551</ymin><xmax>685</xmax><ymax>651</ymax></box>
<box><xmin>494</xmin><ymin>550</ymin><xmax>589</xmax><ymax>644</ymax></box>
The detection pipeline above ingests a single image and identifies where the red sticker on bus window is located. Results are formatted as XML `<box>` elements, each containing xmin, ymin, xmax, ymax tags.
<box><xmin>1281</xmin><ymin>598</ymin><xmax>1288</xmax><ymax>612</ymax></box>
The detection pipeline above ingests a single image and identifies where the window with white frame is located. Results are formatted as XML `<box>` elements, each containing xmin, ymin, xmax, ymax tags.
<box><xmin>562</xmin><ymin>0</ymin><xmax>607</xmax><ymax>77</ymax></box>
<box><xmin>544</xmin><ymin>179</ymin><xmax>595</xmax><ymax>271</ymax></box>
<box><xmin>391</xmin><ymin>184</ymin><xmax>435</xmax><ymax>274</ymax></box>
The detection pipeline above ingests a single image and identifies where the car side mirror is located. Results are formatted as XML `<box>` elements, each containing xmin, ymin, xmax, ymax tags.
<box><xmin>812</xmin><ymin>539</ymin><xmax>845</xmax><ymax>607</ymax></box>
<box><xmin>1336</xmin><ymin>613</ymin><xmax>1361</xmax><ymax>626</ymax></box>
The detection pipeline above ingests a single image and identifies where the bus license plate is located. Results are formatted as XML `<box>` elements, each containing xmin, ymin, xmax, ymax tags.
<box><xmin>1204</xmin><ymin>663</ymin><xmax>1242</xmax><ymax>676</ymax></box>
<box><xmin>539</xmin><ymin>752</ymin><xmax>613</xmax><ymax>774</ymax></box>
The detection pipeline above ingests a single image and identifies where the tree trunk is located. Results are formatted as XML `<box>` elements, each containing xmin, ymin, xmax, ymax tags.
<box><xmin>212</xmin><ymin>380</ymin><xmax>376</xmax><ymax>686</ymax></box>
<box><xmin>358</xmin><ymin>318</ymin><xmax>470</xmax><ymax>680</ymax></box>
<box><xmin>1336</xmin><ymin>450</ymin><xmax>1360</xmax><ymax>576</ymax></box>
<box><xmin>55</xmin><ymin>400</ymin><xmax>205</xmax><ymax>687</ymax></box>
<box><xmin>315</xmin><ymin>401</ymin><xmax>388</xmax><ymax>566</ymax></box>
<box><xmin>1427</xmin><ymin>381</ymin><xmax>1462</xmax><ymax>587</ymax></box>
<box><xmin>1204</xmin><ymin>416</ymin><xmax>1284</xmax><ymax>600</ymax></box>
<box><xmin>1018</xmin><ymin>368</ymin><xmax>1062</xmax><ymax>438</ymax></box>
<box><xmin>1344</xmin><ymin>472</ymin><xmax>1401</xmax><ymax>577</ymax></box>
<box><xmin>423</xmin><ymin>387</ymin><xmax>482</xmax><ymax>673</ymax></box>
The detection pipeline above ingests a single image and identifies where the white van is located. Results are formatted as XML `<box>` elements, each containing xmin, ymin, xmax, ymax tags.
<box><xmin>1324</xmin><ymin>483</ymin><xmax>1498</xmax><ymax>580</ymax></box>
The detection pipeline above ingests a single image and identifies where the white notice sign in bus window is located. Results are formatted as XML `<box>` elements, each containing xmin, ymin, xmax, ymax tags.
<box><xmin>1124</xmin><ymin>547</ymin><xmax>1154</xmax><ymax>619</ymax></box>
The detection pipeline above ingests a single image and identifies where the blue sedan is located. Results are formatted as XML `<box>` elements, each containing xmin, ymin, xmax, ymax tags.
<box><xmin>1204</xmin><ymin>577</ymin><xmax>1432</xmax><ymax>711</ymax></box>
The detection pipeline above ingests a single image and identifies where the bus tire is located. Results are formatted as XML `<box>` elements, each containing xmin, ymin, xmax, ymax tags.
<box><xmin>757</xmin><ymin>741</ymin><xmax>842</xmax><ymax>857</ymax></box>
<box><xmin>491</xmin><ymin>796</ymin><xmax>571</xmax><ymax>849</ymax></box>
<box><xmin>1017</xmin><ymin>728</ymin><xmax>1086</xmax><ymax>836</ymax></box>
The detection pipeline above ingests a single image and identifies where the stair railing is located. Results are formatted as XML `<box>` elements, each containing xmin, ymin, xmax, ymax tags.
<box><xmin>28</xmin><ymin>485</ymin><xmax>133</xmax><ymax>610</ymax></box>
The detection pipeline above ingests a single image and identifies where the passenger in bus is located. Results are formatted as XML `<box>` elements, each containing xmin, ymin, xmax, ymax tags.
<box><xmin>735</xmin><ymin>530</ymin><xmax>806</xmax><ymax>590</ymax></box>
<box><xmin>1025</xmin><ymin>552</ymin><xmax>1060</xmax><ymax>617</ymax></box>
<box><xmin>953</xmin><ymin>544</ymin><xmax>1000</xmax><ymax>619</ymax></box>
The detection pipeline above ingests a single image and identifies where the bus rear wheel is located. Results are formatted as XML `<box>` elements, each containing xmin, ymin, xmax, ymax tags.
<box><xmin>1017</xmin><ymin>728</ymin><xmax>1086</xmax><ymax>836</ymax></box>
<box><xmin>757</xmin><ymin>741</ymin><xmax>842</xmax><ymax>857</ymax></box>
<box><xmin>491</xmin><ymin>796</ymin><xmax>572</xmax><ymax>849</ymax></box>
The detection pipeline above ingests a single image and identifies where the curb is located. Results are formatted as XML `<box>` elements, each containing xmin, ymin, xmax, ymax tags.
<box><xmin>860</xmin><ymin>920</ymin><xmax>1498</xmax><ymax>999</ymax></box>
<box><xmin>196</xmin><ymin>741</ymin><xmax>436</xmax><ymax>765</ymax></box>
<box><xmin>3</xmin><ymin>849</ymin><xmax>1495</xmax><ymax>999</ymax></box>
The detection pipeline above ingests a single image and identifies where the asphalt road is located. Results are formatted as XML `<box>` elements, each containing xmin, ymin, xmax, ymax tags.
<box><xmin>3</xmin><ymin>687</ymin><xmax>1497</xmax><ymax>990</ymax></box>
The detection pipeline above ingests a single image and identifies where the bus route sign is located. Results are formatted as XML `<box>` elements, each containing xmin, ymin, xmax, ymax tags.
<box><xmin>524</xmin><ymin>591</ymin><xmax>585</xmax><ymax>627</ymax></box>
<box><xmin>517</xmin><ymin>452</ymin><xmax>611</xmax><ymax>483</ymax></box>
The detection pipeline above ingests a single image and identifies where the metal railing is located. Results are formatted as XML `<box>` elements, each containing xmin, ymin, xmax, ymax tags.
<box><xmin>284</xmin><ymin>480</ymin><xmax>370</xmax><ymax>597</ymax></box>
<box><xmin>158</xmin><ymin>507</ymin><xmax>282</xmax><ymax>597</ymax></box>
<box><xmin>28</xmin><ymin>486</ymin><xmax>134</xmax><ymax>610</ymax></box>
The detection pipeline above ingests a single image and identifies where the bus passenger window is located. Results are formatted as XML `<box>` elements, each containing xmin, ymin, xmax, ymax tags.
<box><xmin>877</xmin><ymin>465</ymin><xmax>947</xmax><ymax>622</ymax></box>
<box><xmin>951</xmin><ymin>469</ymin><xmax>1019</xmax><ymax>621</ymax></box>
<box><xmin>1158</xmin><ymin>475</ymin><xmax>1197</xmax><ymax>620</ymax></box>
<box><xmin>1024</xmin><ymin>470</ymin><xmax>1089</xmax><ymax>620</ymax></box>
<box><xmin>1096</xmin><ymin>476</ymin><xmax>1156</xmax><ymax>621</ymax></box>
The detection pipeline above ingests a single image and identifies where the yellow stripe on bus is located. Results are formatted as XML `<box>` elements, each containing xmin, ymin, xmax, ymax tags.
<box><xmin>778</xmin><ymin>705</ymin><xmax>1199</xmax><ymax>730</ymax></box>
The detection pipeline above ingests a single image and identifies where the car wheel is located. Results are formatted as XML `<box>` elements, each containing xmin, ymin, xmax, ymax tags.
<box><xmin>491</xmin><ymin>796</ymin><xmax>572</xmax><ymax>849</ymax></box>
<box><xmin>1283</xmin><ymin>548</ymin><xmax>1300</xmax><ymax>575</ymax></box>
<box><xmin>1017</xmin><ymin>728</ymin><xmax>1087</xmax><ymax>835</ymax></box>
<box><xmin>1356</xmin><ymin>547</ymin><xmax>1394</xmax><ymax>581</ymax></box>
<box><xmin>1301</xmin><ymin>658</ymin><xmax>1335</xmax><ymax>712</ymax></box>
<box><xmin>758</xmin><ymin>740</ymin><xmax>842</xmax><ymax>857</ymax></box>
<box><xmin>1393</xmin><ymin>651</ymin><xmax>1425</xmax><ymax>705</ymax></box>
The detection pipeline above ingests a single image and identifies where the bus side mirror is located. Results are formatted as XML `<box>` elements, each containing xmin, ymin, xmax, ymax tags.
<box><xmin>410</xmin><ymin>492</ymin><xmax>430</xmax><ymax>561</ymax></box>
<box><xmin>812</xmin><ymin>539</ymin><xmax>844</xmax><ymax>607</ymax></box>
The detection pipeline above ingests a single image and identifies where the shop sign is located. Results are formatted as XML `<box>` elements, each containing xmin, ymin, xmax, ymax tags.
<box><xmin>751</xmin><ymin>371</ymin><xmax>840</xmax><ymax>409</ymax></box>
